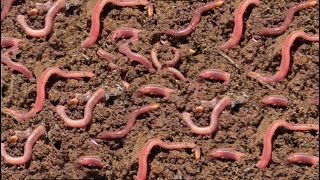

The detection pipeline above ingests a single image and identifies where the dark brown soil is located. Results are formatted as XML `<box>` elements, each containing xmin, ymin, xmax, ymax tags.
<box><xmin>1</xmin><ymin>0</ymin><xmax>319</xmax><ymax>179</ymax></box>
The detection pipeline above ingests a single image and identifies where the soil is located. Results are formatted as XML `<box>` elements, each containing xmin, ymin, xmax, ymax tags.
<box><xmin>1</xmin><ymin>0</ymin><xmax>319</xmax><ymax>179</ymax></box>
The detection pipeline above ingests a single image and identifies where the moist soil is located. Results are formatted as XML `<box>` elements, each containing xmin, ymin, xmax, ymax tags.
<box><xmin>1</xmin><ymin>0</ymin><xmax>319</xmax><ymax>179</ymax></box>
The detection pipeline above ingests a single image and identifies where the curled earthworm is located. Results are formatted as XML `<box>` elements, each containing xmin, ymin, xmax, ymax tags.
<box><xmin>309</xmin><ymin>96</ymin><xmax>319</xmax><ymax>106</ymax></box>
<box><xmin>136</xmin><ymin>139</ymin><xmax>201</xmax><ymax>180</ymax></box>
<box><xmin>150</xmin><ymin>42</ymin><xmax>180</xmax><ymax>70</ymax></box>
<box><xmin>76</xmin><ymin>156</ymin><xmax>103</xmax><ymax>167</ymax></box>
<box><xmin>56</xmin><ymin>88</ymin><xmax>106</xmax><ymax>128</ymax></box>
<box><xmin>219</xmin><ymin>0</ymin><xmax>260</xmax><ymax>50</ymax></box>
<box><xmin>197</xmin><ymin>69</ymin><xmax>231</xmax><ymax>84</ymax></box>
<box><xmin>260</xmin><ymin>95</ymin><xmax>288</xmax><ymax>107</ymax></box>
<box><xmin>97</xmin><ymin>104</ymin><xmax>159</xmax><ymax>139</ymax></box>
<box><xmin>255</xmin><ymin>0</ymin><xmax>318</xmax><ymax>36</ymax></box>
<box><xmin>2</xmin><ymin>67</ymin><xmax>95</xmax><ymax>121</ymax></box>
<box><xmin>111</xmin><ymin>27</ymin><xmax>142</xmax><ymax>44</ymax></box>
<box><xmin>80</xmin><ymin>0</ymin><xmax>153</xmax><ymax>48</ymax></box>
<box><xmin>181</xmin><ymin>96</ymin><xmax>231</xmax><ymax>136</ymax></box>
<box><xmin>1</xmin><ymin>54</ymin><xmax>34</xmax><ymax>80</ymax></box>
<box><xmin>286</xmin><ymin>153</ymin><xmax>319</xmax><ymax>166</ymax></box>
<box><xmin>256</xmin><ymin>119</ymin><xmax>319</xmax><ymax>169</ymax></box>
<box><xmin>1</xmin><ymin>0</ymin><xmax>15</xmax><ymax>21</ymax></box>
<box><xmin>208</xmin><ymin>148</ymin><xmax>245</xmax><ymax>161</ymax></box>
<box><xmin>164</xmin><ymin>0</ymin><xmax>224</xmax><ymax>37</ymax></box>
<box><xmin>1</xmin><ymin>125</ymin><xmax>45</xmax><ymax>165</ymax></box>
<box><xmin>164</xmin><ymin>67</ymin><xmax>188</xmax><ymax>82</ymax></box>
<box><xmin>137</xmin><ymin>84</ymin><xmax>175</xmax><ymax>99</ymax></box>
<box><xmin>248</xmin><ymin>30</ymin><xmax>319</xmax><ymax>84</ymax></box>
<box><xmin>16</xmin><ymin>0</ymin><xmax>66</xmax><ymax>37</ymax></box>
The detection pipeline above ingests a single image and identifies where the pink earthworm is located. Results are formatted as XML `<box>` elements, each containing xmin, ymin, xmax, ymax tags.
<box><xmin>219</xmin><ymin>0</ymin><xmax>260</xmax><ymax>50</ymax></box>
<box><xmin>76</xmin><ymin>156</ymin><xmax>103</xmax><ymax>167</ymax></box>
<box><xmin>97</xmin><ymin>104</ymin><xmax>159</xmax><ymax>139</ymax></box>
<box><xmin>181</xmin><ymin>96</ymin><xmax>231</xmax><ymax>136</ymax></box>
<box><xmin>255</xmin><ymin>0</ymin><xmax>318</xmax><ymax>36</ymax></box>
<box><xmin>111</xmin><ymin>27</ymin><xmax>142</xmax><ymax>44</ymax></box>
<box><xmin>1</xmin><ymin>54</ymin><xmax>34</xmax><ymax>80</ymax></box>
<box><xmin>1</xmin><ymin>0</ymin><xmax>15</xmax><ymax>21</ymax></box>
<box><xmin>150</xmin><ymin>42</ymin><xmax>180</xmax><ymax>70</ymax></box>
<box><xmin>197</xmin><ymin>69</ymin><xmax>231</xmax><ymax>85</ymax></box>
<box><xmin>286</xmin><ymin>153</ymin><xmax>319</xmax><ymax>166</ymax></box>
<box><xmin>164</xmin><ymin>0</ymin><xmax>224</xmax><ymax>37</ymax></box>
<box><xmin>248</xmin><ymin>30</ymin><xmax>319</xmax><ymax>84</ymax></box>
<box><xmin>309</xmin><ymin>96</ymin><xmax>319</xmax><ymax>106</ymax></box>
<box><xmin>256</xmin><ymin>119</ymin><xmax>319</xmax><ymax>169</ymax></box>
<box><xmin>1</xmin><ymin>125</ymin><xmax>45</xmax><ymax>165</ymax></box>
<box><xmin>97</xmin><ymin>48</ymin><xmax>118</xmax><ymax>70</ymax></box>
<box><xmin>164</xmin><ymin>67</ymin><xmax>188</xmax><ymax>82</ymax></box>
<box><xmin>2</xmin><ymin>67</ymin><xmax>95</xmax><ymax>121</ymax></box>
<box><xmin>56</xmin><ymin>88</ymin><xmax>106</xmax><ymax>128</ymax></box>
<box><xmin>1</xmin><ymin>37</ymin><xmax>22</xmax><ymax>54</ymax></box>
<box><xmin>14</xmin><ymin>127</ymin><xmax>32</xmax><ymax>139</ymax></box>
<box><xmin>138</xmin><ymin>84</ymin><xmax>175</xmax><ymax>98</ymax></box>
<box><xmin>80</xmin><ymin>0</ymin><xmax>153</xmax><ymax>48</ymax></box>
<box><xmin>136</xmin><ymin>139</ymin><xmax>201</xmax><ymax>180</ymax></box>
<box><xmin>16</xmin><ymin>0</ymin><xmax>66</xmax><ymax>37</ymax></box>
<box><xmin>208</xmin><ymin>148</ymin><xmax>245</xmax><ymax>161</ymax></box>
<box><xmin>260</xmin><ymin>95</ymin><xmax>288</xmax><ymax>107</ymax></box>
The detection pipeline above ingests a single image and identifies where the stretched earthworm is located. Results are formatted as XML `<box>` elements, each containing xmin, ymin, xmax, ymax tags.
<box><xmin>136</xmin><ymin>139</ymin><xmax>201</xmax><ymax>180</ymax></box>
<box><xmin>260</xmin><ymin>95</ymin><xmax>288</xmax><ymax>107</ymax></box>
<box><xmin>164</xmin><ymin>0</ymin><xmax>224</xmax><ymax>37</ymax></box>
<box><xmin>2</xmin><ymin>67</ymin><xmax>95</xmax><ymax>121</ymax></box>
<box><xmin>1</xmin><ymin>37</ymin><xmax>22</xmax><ymax>54</ymax></box>
<box><xmin>111</xmin><ymin>27</ymin><xmax>142</xmax><ymax>44</ymax></box>
<box><xmin>181</xmin><ymin>96</ymin><xmax>231</xmax><ymax>136</ymax></box>
<box><xmin>16</xmin><ymin>0</ymin><xmax>66</xmax><ymax>37</ymax></box>
<box><xmin>1</xmin><ymin>0</ymin><xmax>15</xmax><ymax>21</ymax></box>
<box><xmin>138</xmin><ymin>84</ymin><xmax>175</xmax><ymax>98</ymax></box>
<box><xmin>309</xmin><ymin>96</ymin><xmax>319</xmax><ymax>106</ymax></box>
<box><xmin>1</xmin><ymin>54</ymin><xmax>34</xmax><ymax>80</ymax></box>
<box><xmin>256</xmin><ymin>120</ymin><xmax>319</xmax><ymax>169</ymax></box>
<box><xmin>80</xmin><ymin>0</ymin><xmax>153</xmax><ymax>48</ymax></box>
<box><xmin>197</xmin><ymin>69</ymin><xmax>231</xmax><ymax>84</ymax></box>
<box><xmin>150</xmin><ymin>42</ymin><xmax>180</xmax><ymax>70</ymax></box>
<box><xmin>165</xmin><ymin>67</ymin><xmax>188</xmax><ymax>82</ymax></box>
<box><xmin>56</xmin><ymin>88</ymin><xmax>106</xmax><ymax>128</ymax></box>
<box><xmin>248</xmin><ymin>30</ymin><xmax>319</xmax><ymax>84</ymax></box>
<box><xmin>255</xmin><ymin>0</ymin><xmax>318</xmax><ymax>36</ymax></box>
<box><xmin>97</xmin><ymin>104</ymin><xmax>159</xmax><ymax>139</ymax></box>
<box><xmin>286</xmin><ymin>153</ymin><xmax>319</xmax><ymax>166</ymax></box>
<box><xmin>208</xmin><ymin>148</ymin><xmax>245</xmax><ymax>161</ymax></box>
<box><xmin>76</xmin><ymin>156</ymin><xmax>103</xmax><ymax>167</ymax></box>
<box><xmin>1</xmin><ymin>125</ymin><xmax>45</xmax><ymax>165</ymax></box>
<box><xmin>219</xmin><ymin>0</ymin><xmax>260</xmax><ymax>50</ymax></box>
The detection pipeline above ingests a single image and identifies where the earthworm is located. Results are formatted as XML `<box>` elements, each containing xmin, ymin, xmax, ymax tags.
<box><xmin>16</xmin><ymin>0</ymin><xmax>66</xmax><ymax>37</ymax></box>
<box><xmin>2</xmin><ymin>67</ymin><xmax>95</xmax><ymax>121</ymax></box>
<box><xmin>260</xmin><ymin>95</ymin><xmax>288</xmax><ymax>107</ymax></box>
<box><xmin>255</xmin><ymin>0</ymin><xmax>318</xmax><ymax>36</ymax></box>
<box><xmin>208</xmin><ymin>148</ymin><xmax>245</xmax><ymax>161</ymax></box>
<box><xmin>219</xmin><ymin>0</ymin><xmax>260</xmax><ymax>50</ymax></box>
<box><xmin>1</xmin><ymin>37</ymin><xmax>22</xmax><ymax>54</ymax></box>
<box><xmin>56</xmin><ymin>88</ymin><xmax>106</xmax><ymax>128</ymax></box>
<box><xmin>256</xmin><ymin>120</ymin><xmax>319</xmax><ymax>169</ymax></box>
<box><xmin>14</xmin><ymin>127</ymin><xmax>32</xmax><ymax>139</ymax></box>
<box><xmin>286</xmin><ymin>153</ymin><xmax>319</xmax><ymax>166</ymax></box>
<box><xmin>248</xmin><ymin>30</ymin><xmax>319</xmax><ymax>83</ymax></box>
<box><xmin>97</xmin><ymin>48</ymin><xmax>118</xmax><ymax>70</ymax></box>
<box><xmin>97</xmin><ymin>104</ymin><xmax>159</xmax><ymax>139</ymax></box>
<box><xmin>1</xmin><ymin>0</ymin><xmax>15</xmax><ymax>21</ymax></box>
<box><xmin>164</xmin><ymin>0</ymin><xmax>224</xmax><ymax>37</ymax></box>
<box><xmin>80</xmin><ymin>0</ymin><xmax>153</xmax><ymax>48</ymax></box>
<box><xmin>111</xmin><ymin>27</ymin><xmax>142</xmax><ymax>44</ymax></box>
<box><xmin>136</xmin><ymin>139</ymin><xmax>201</xmax><ymax>180</ymax></box>
<box><xmin>150</xmin><ymin>42</ymin><xmax>180</xmax><ymax>70</ymax></box>
<box><xmin>1</xmin><ymin>54</ymin><xmax>34</xmax><ymax>80</ymax></box>
<box><xmin>138</xmin><ymin>84</ymin><xmax>175</xmax><ymax>98</ymax></box>
<box><xmin>309</xmin><ymin>96</ymin><xmax>319</xmax><ymax>106</ymax></box>
<box><xmin>200</xmin><ymin>98</ymin><xmax>218</xmax><ymax>108</ymax></box>
<box><xmin>1</xmin><ymin>125</ymin><xmax>45</xmax><ymax>165</ymax></box>
<box><xmin>35</xmin><ymin>0</ymin><xmax>53</xmax><ymax>10</ymax></box>
<box><xmin>165</xmin><ymin>67</ymin><xmax>188</xmax><ymax>82</ymax></box>
<box><xmin>76</xmin><ymin>156</ymin><xmax>103</xmax><ymax>167</ymax></box>
<box><xmin>75</xmin><ymin>91</ymin><xmax>93</xmax><ymax>101</ymax></box>
<box><xmin>181</xmin><ymin>96</ymin><xmax>231</xmax><ymax>136</ymax></box>
<box><xmin>197</xmin><ymin>69</ymin><xmax>231</xmax><ymax>84</ymax></box>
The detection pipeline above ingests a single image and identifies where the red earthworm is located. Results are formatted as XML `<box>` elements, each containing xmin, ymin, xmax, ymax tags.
<box><xmin>56</xmin><ymin>88</ymin><xmax>106</xmax><ymax>128</ymax></box>
<box><xmin>1</xmin><ymin>0</ymin><xmax>15</xmax><ymax>21</ymax></box>
<box><xmin>2</xmin><ymin>67</ymin><xmax>95</xmax><ymax>121</ymax></box>
<box><xmin>260</xmin><ymin>95</ymin><xmax>288</xmax><ymax>107</ymax></box>
<box><xmin>76</xmin><ymin>156</ymin><xmax>103</xmax><ymax>167</ymax></box>
<box><xmin>150</xmin><ymin>42</ymin><xmax>180</xmax><ymax>70</ymax></box>
<box><xmin>96</xmin><ymin>48</ymin><xmax>118</xmax><ymax>70</ymax></box>
<box><xmin>75</xmin><ymin>90</ymin><xmax>92</xmax><ymax>101</ymax></box>
<box><xmin>255</xmin><ymin>0</ymin><xmax>318</xmax><ymax>36</ymax></box>
<box><xmin>197</xmin><ymin>69</ymin><xmax>231</xmax><ymax>85</ymax></box>
<box><xmin>164</xmin><ymin>67</ymin><xmax>188</xmax><ymax>82</ymax></box>
<box><xmin>286</xmin><ymin>153</ymin><xmax>319</xmax><ymax>166</ymax></box>
<box><xmin>256</xmin><ymin>120</ymin><xmax>319</xmax><ymax>169</ymax></box>
<box><xmin>208</xmin><ymin>148</ymin><xmax>245</xmax><ymax>161</ymax></box>
<box><xmin>97</xmin><ymin>103</ymin><xmax>159</xmax><ymax>139</ymax></box>
<box><xmin>1</xmin><ymin>125</ymin><xmax>45</xmax><ymax>165</ymax></box>
<box><xmin>16</xmin><ymin>0</ymin><xmax>66</xmax><ymax>37</ymax></box>
<box><xmin>248</xmin><ymin>30</ymin><xmax>319</xmax><ymax>84</ymax></box>
<box><xmin>111</xmin><ymin>27</ymin><xmax>142</xmax><ymax>44</ymax></box>
<box><xmin>1</xmin><ymin>54</ymin><xmax>34</xmax><ymax>80</ymax></box>
<box><xmin>309</xmin><ymin>96</ymin><xmax>319</xmax><ymax>106</ymax></box>
<box><xmin>164</xmin><ymin>0</ymin><xmax>224</xmax><ymax>37</ymax></box>
<box><xmin>80</xmin><ymin>0</ymin><xmax>153</xmax><ymax>48</ymax></box>
<box><xmin>138</xmin><ymin>84</ymin><xmax>175</xmax><ymax>98</ymax></box>
<box><xmin>219</xmin><ymin>0</ymin><xmax>260</xmax><ymax>50</ymax></box>
<box><xmin>181</xmin><ymin>96</ymin><xmax>231</xmax><ymax>136</ymax></box>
